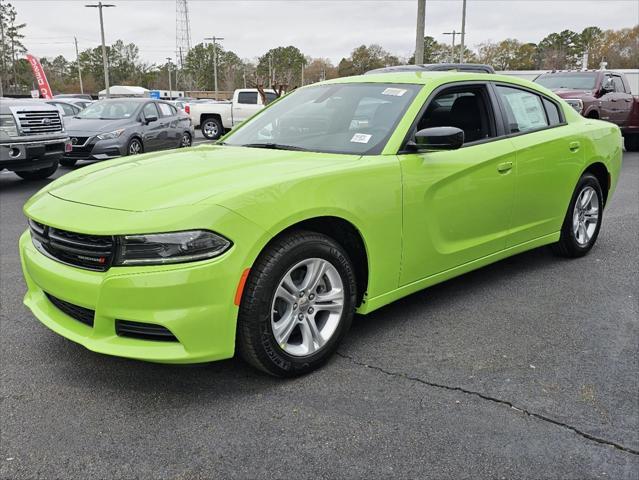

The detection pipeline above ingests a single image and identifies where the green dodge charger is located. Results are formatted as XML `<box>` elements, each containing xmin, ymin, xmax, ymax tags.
<box><xmin>20</xmin><ymin>72</ymin><xmax>623</xmax><ymax>376</ymax></box>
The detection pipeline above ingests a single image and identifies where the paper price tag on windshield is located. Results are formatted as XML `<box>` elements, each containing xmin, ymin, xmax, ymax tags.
<box><xmin>382</xmin><ymin>87</ymin><xmax>407</xmax><ymax>97</ymax></box>
<box><xmin>351</xmin><ymin>133</ymin><xmax>372</xmax><ymax>144</ymax></box>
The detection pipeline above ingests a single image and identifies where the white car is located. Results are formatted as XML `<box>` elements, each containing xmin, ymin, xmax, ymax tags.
<box><xmin>186</xmin><ymin>88</ymin><xmax>278</xmax><ymax>140</ymax></box>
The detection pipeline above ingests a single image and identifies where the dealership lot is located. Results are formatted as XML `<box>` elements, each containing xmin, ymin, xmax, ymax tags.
<box><xmin>0</xmin><ymin>149</ymin><xmax>637</xmax><ymax>478</ymax></box>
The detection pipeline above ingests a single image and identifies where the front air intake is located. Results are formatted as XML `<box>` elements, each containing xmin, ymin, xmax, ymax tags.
<box><xmin>115</xmin><ymin>320</ymin><xmax>178</xmax><ymax>342</ymax></box>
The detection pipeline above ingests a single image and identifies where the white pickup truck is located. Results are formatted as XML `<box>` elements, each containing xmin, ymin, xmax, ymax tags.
<box><xmin>186</xmin><ymin>88</ymin><xmax>278</xmax><ymax>140</ymax></box>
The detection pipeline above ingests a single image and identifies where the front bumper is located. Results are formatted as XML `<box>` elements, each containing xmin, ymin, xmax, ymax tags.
<box><xmin>20</xmin><ymin>230</ymin><xmax>242</xmax><ymax>363</ymax></box>
<box><xmin>19</xmin><ymin>194</ymin><xmax>268</xmax><ymax>364</ymax></box>
<box><xmin>0</xmin><ymin>137</ymin><xmax>70</xmax><ymax>171</ymax></box>
<box><xmin>64</xmin><ymin>136</ymin><xmax>126</xmax><ymax>161</ymax></box>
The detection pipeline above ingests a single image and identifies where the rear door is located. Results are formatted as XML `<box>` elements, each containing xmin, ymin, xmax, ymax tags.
<box><xmin>232</xmin><ymin>90</ymin><xmax>261</xmax><ymax>126</ymax></box>
<box><xmin>493</xmin><ymin>84</ymin><xmax>583</xmax><ymax>247</ymax></box>
<box><xmin>157</xmin><ymin>102</ymin><xmax>180</xmax><ymax>148</ymax></box>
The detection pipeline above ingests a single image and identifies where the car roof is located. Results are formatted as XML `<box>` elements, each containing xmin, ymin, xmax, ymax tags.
<box><xmin>365</xmin><ymin>63</ymin><xmax>495</xmax><ymax>75</ymax></box>
<box><xmin>320</xmin><ymin>71</ymin><xmax>517</xmax><ymax>86</ymax></box>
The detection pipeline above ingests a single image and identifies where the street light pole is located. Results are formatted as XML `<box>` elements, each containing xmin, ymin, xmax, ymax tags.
<box><xmin>459</xmin><ymin>0</ymin><xmax>467</xmax><ymax>63</ymax></box>
<box><xmin>85</xmin><ymin>2</ymin><xmax>115</xmax><ymax>98</ymax></box>
<box><xmin>204</xmin><ymin>36</ymin><xmax>224</xmax><ymax>100</ymax></box>
<box><xmin>166</xmin><ymin>57</ymin><xmax>172</xmax><ymax>99</ymax></box>
<box><xmin>415</xmin><ymin>0</ymin><xmax>425</xmax><ymax>64</ymax></box>
<box><xmin>74</xmin><ymin>36</ymin><xmax>84</xmax><ymax>94</ymax></box>
<box><xmin>443</xmin><ymin>30</ymin><xmax>458</xmax><ymax>63</ymax></box>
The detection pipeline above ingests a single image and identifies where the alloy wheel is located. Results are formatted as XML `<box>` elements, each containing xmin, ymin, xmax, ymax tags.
<box><xmin>203</xmin><ymin>121</ymin><xmax>218</xmax><ymax>138</ymax></box>
<box><xmin>181</xmin><ymin>133</ymin><xmax>192</xmax><ymax>147</ymax></box>
<box><xmin>129</xmin><ymin>140</ymin><xmax>142</xmax><ymax>155</ymax></box>
<box><xmin>572</xmin><ymin>186</ymin><xmax>599</xmax><ymax>245</ymax></box>
<box><xmin>271</xmin><ymin>258</ymin><xmax>344</xmax><ymax>357</ymax></box>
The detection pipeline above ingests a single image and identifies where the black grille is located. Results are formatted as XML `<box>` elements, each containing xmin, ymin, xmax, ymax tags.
<box><xmin>45</xmin><ymin>292</ymin><xmax>95</xmax><ymax>327</ymax></box>
<box><xmin>116</xmin><ymin>320</ymin><xmax>178</xmax><ymax>342</ymax></box>
<box><xmin>70</xmin><ymin>136</ymin><xmax>90</xmax><ymax>146</ymax></box>
<box><xmin>29</xmin><ymin>219</ymin><xmax>115</xmax><ymax>271</ymax></box>
<box><xmin>16</xmin><ymin>110</ymin><xmax>63</xmax><ymax>135</ymax></box>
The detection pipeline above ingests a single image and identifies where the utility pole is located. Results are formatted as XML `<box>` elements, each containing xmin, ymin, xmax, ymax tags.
<box><xmin>166</xmin><ymin>57</ymin><xmax>172</xmax><ymax>99</ymax></box>
<box><xmin>85</xmin><ymin>2</ymin><xmax>115</xmax><ymax>98</ymax></box>
<box><xmin>443</xmin><ymin>30</ymin><xmax>458</xmax><ymax>63</ymax></box>
<box><xmin>74</xmin><ymin>36</ymin><xmax>84</xmax><ymax>94</ymax></box>
<box><xmin>204</xmin><ymin>36</ymin><xmax>223</xmax><ymax>100</ymax></box>
<box><xmin>459</xmin><ymin>0</ymin><xmax>467</xmax><ymax>63</ymax></box>
<box><xmin>415</xmin><ymin>0</ymin><xmax>425</xmax><ymax>64</ymax></box>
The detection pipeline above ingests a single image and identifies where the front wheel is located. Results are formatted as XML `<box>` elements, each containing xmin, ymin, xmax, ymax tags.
<box><xmin>15</xmin><ymin>161</ymin><xmax>59</xmax><ymax>180</ymax></box>
<box><xmin>552</xmin><ymin>173</ymin><xmax>603</xmax><ymax>258</ymax></box>
<box><xmin>127</xmin><ymin>137</ymin><xmax>143</xmax><ymax>155</ymax></box>
<box><xmin>236</xmin><ymin>231</ymin><xmax>357</xmax><ymax>377</ymax></box>
<box><xmin>624</xmin><ymin>134</ymin><xmax>639</xmax><ymax>152</ymax></box>
<box><xmin>201</xmin><ymin>118</ymin><xmax>222</xmax><ymax>140</ymax></box>
<box><xmin>60</xmin><ymin>158</ymin><xmax>77</xmax><ymax>167</ymax></box>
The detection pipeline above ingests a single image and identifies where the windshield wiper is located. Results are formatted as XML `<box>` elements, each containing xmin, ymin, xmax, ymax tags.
<box><xmin>241</xmin><ymin>142</ymin><xmax>308</xmax><ymax>151</ymax></box>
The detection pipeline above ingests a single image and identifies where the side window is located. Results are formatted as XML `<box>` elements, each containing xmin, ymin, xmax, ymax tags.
<box><xmin>238</xmin><ymin>92</ymin><xmax>258</xmax><ymax>104</ymax></box>
<box><xmin>264</xmin><ymin>92</ymin><xmax>278</xmax><ymax>104</ymax></box>
<box><xmin>496</xmin><ymin>86</ymin><xmax>548</xmax><ymax>134</ymax></box>
<box><xmin>142</xmin><ymin>102</ymin><xmax>159</xmax><ymax>119</ymax></box>
<box><xmin>612</xmin><ymin>76</ymin><xmax>625</xmax><ymax>93</ymax></box>
<box><xmin>169</xmin><ymin>104</ymin><xmax>178</xmax><ymax>115</ymax></box>
<box><xmin>59</xmin><ymin>103</ymin><xmax>77</xmax><ymax>116</ymax></box>
<box><xmin>542</xmin><ymin>98</ymin><xmax>562</xmax><ymax>126</ymax></box>
<box><xmin>417</xmin><ymin>85</ymin><xmax>496</xmax><ymax>144</ymax></box>
<box><xmin>158</xmin><ymin>103</ymin><xmax>173</xmax><ymax>117</ymax></box>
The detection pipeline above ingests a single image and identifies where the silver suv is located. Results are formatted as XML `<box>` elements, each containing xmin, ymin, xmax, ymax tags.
<box><xmin>0</xmin><ymin>98</ymin><xmax>70</xmax><ymax>180</ymax></box>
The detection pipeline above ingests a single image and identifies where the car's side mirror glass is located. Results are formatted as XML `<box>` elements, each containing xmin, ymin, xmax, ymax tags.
<box><xmin>145</xmin><ymin>115</ymin><xmax>158</xmax><ymax>124</ymax></box>
<box><xmin>407</xmin><ymin>126</ymin><xmax>465</xmax><ymax>152</ymax></box>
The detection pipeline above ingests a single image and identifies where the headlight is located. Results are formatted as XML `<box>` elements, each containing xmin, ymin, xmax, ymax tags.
<box><xmin>97</xmin><ymin>128</ymin><xmax>125</xmax><ymax>140</ymax></box>
<box><xmin>565</xmin><ymin>99</ymin><xmax>583</xmax><ymax>114</ymax></box>
<box><xmin>0</xmin><ymin>114</ymin><xmax>18</xmax><ymax>137</ymax></box>
<box><xmin>113</xmin><ymin>230</ymin><xmax>232</xmax><ymax>266</ymax></box>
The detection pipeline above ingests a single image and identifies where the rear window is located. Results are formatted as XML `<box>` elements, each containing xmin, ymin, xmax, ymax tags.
<box><xmin>238</xmin><ymin>92</ymin><xmax>258</xmax><ymax>104</ymax></box>
<box><xmin>542</xmin><ymin>98</ymin><xmax>562</xmax><ymax>126</ymax></box>
<box><xmin>158</xmin><ymin>103</ymin><xmax>174</xmax><ymax>116</ymax></box>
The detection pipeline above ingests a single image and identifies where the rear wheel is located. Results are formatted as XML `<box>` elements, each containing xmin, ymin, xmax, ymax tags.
<box><xmin>552</xmin><ymin>173</ymin><xmax>603</xmax><ymax>258</ymax></box>
<box><xmin>237</xmin><ymin>231</ymin><xmax>357</xmax><ymax>377</ymax></box>
<box><xmin>60</xmin><ymin>158</ymin><xmax>77</xmax><ymax>167</ymax></box>
<box><xmin>180</xmin><ymin>131</ymin><xmax>192</xmax><ymax>147</ymax></box>
<box><xmin>201</xmin><ymin>118</ymin><xmax>222</xmax><ymax>140</ymax></box>
<box><xmin>15</xmin><ymin>161</ymin><xmax>59</xmax><ymax>180</ymax></box>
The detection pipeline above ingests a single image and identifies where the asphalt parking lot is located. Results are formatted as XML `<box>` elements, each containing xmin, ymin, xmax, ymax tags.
<box><xmin>0</xmin><ymin>147</ymin><xmax>637</xmax><ymax>479</ymax></box>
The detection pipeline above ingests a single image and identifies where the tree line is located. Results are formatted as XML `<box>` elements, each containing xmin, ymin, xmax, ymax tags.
<box><xmin>0</xmin><ymin>0</ymin><xmax>636</xmax><ymax>96</ymax></box>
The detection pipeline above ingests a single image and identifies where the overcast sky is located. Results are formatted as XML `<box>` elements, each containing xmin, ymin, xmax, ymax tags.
<box><xmin>18</xmin><ymin>0</ymin><xmax>637</xmax><ymax>65</ymax></box>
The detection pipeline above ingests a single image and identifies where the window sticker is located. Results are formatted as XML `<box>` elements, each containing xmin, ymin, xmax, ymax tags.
<box><xmin>351</xmin><ymin>133</ymin><xmax>372</xmax><ymax>144</ymax></box>
<box><xmin>381</xmin><ymin>87</ymin><xmax>407</xmax><ymax>97</ymax></box>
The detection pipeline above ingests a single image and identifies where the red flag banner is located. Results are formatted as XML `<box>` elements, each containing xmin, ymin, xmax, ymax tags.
<box><xmin>26</xmin><ymin>54</ymin><xmax>53</xmax><ymax>99</ymax></box>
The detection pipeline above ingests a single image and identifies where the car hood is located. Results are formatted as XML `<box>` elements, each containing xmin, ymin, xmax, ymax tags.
<box><xmin>45</xmin><ymin>145</ymin><xmax>359</xmax><ymax>212</ymax></box>
<box><xmin>65</xmin><ymin>117</ymin><xmax>133</xmax><ymax>135</ymax></box>
<box><xmin>550</xmin><ymin>89</ymin><xmax>595</xmax><ymax>99</ymax></box>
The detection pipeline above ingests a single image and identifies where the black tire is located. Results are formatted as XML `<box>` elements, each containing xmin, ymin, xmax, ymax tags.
<box><xmin>552</xmin><ymin>173</ymin><xmax>603</xmax><ymax>258</ymax></box>
<box><xmin>624</xmin><ymin>134</ymin><xmax>639</xmax><ymax>152</ymax></box>
<box><xmin>236</xmin><ymin>231</ymin><xmax>357</xmax><ymax>377</ymax></box>
<box><xmin>201</xmin><ymin>118</ymin><xmax>223</xmax><ymax>140</ymax></box>
<box><xmin>180</xmin><ymin>131</ymin><xmax>192</xmax><ymax>147</ymax></box>
<box><xmin>59</xmin><ymin>158</ymin><xmax>77</xmax><ymax>167</ymax></box>
<box><xmin>15</xmin><ymin>161</ymin><xmax>59</xmax><ymax>180</ymax></box>
<box><xmin>127</xmin><ymin>137</ymin><xmax>143</xmax><ymax>155</ymax></box>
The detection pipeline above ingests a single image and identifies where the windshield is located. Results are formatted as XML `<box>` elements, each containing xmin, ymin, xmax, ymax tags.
<box><xmin>76</xmin><ymin>101</ymin><xmax>139</xmax><ymax>120</ymax></box>
<box><xmin>223</xmin><ymin>83</ymin><xmax>422</xmax><ymax>155</ymax></box>
<box><xmin>535</xmin><ymin>73</ymin><xmax>597</xmax><ymax>90</ymax></box>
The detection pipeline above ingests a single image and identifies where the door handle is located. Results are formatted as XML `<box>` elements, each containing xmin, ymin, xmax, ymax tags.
<box><xmin>497</xmin><ymin>161</ymin><xmax>513</xmax><ymax>173</ymax></box>
<box><xmin>569</xmin><ymin>141</ymin><xmax>580</xmax><ymax>152</ymax></box>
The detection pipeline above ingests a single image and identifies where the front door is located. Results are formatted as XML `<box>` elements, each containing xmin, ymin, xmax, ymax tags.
<box><xmin>399</xmin><ymin>83</ymin><xmax>516</xmax><ymax>285</ymax></box>
<box><xmin>140</xmin><ymin>102</ymin><xmax>164</xmax><ymax>151</ymax></box>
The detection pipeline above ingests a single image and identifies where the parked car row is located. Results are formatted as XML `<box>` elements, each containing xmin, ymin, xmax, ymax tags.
<box><xmin>1</xmin><ymin>97</ymin><xmax>195</xmax><ymax>180</ymax></box>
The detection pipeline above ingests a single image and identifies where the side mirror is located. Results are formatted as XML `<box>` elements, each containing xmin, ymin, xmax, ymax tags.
<box><xmin>145</xmin><ymin>115</ymin><xmax>158</xmax><ymax>124</ymax></box>
<box><xmin>407</xmin><ymin>127</ymin><xmax>464</xmax><ymax>151</ymax></box>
